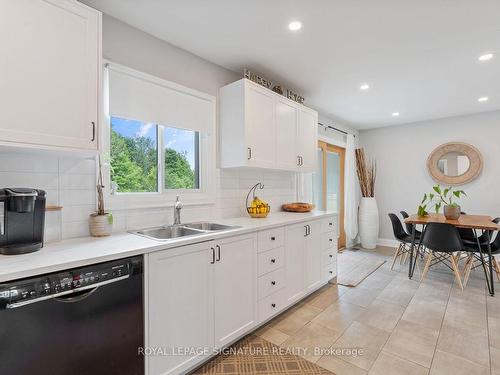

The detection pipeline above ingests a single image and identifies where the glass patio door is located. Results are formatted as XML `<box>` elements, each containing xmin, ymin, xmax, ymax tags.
<box><xmin>313</xmin><ymin>141</ymin><xmax>346</xmax><ymax>249</ymax></box>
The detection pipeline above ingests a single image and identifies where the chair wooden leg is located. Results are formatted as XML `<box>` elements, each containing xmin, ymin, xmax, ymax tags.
<box><xmin>493</xmin><ymin>256</ymin><xmax>500</xmax><ymax>282</ymax></box>
<box><xmin>420</xmin><ymin>251</ymin><xmax>434</xmax><ymax>282</ymax></box>
<box><xmin>455</xmin><ymin>251</ymin><xmax>462</xmax><ymax>267</ymax></box>
<box><xmin>391</xmin><ymin>243</ymin><xmax>402</xmax><ymax>270</ymax></box>
<box><xmin>450</xmin><ymin>255</ymin><xmax>464</xmax><ymax>291</ymax></box>
<box><xmin>463</xmin><ymin>255</ymin><xmax>473</xmax><ymax>287</ymax></box>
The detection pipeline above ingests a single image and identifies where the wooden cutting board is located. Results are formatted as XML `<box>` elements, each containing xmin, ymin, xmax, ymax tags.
<box><xmin>282</xmin><ymin>202</ymin><xmax>315</xmax><ymax>212</ymax></box>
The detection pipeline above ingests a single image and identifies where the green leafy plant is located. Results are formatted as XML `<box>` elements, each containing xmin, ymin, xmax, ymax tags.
<box><xmin>417</xmin><ymin>184</ymin><xmax>467</xmax><ymax>216</ymax></box>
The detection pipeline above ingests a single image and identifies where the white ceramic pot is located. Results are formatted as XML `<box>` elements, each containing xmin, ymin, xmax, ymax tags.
<box><xmin>358</xmin><ymin>197</ymin><xmax>379</xmax><ymax>249</ymax></box>
<box><xmin>89</xmin><ymin>213</ymin><xmax>113</xmax><ymax>237</ymax></box>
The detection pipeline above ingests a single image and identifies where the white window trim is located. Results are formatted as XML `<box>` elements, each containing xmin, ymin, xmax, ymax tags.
<box><xmin>100</xmin><ymin>61</ymin><xmax>216</xmax><ymax>210</ymax></box>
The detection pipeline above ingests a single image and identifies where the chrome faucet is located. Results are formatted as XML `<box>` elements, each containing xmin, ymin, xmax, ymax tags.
<box><xmin>173</xmin><ymin>195</ymin><xmax>182</xmax><ymax>225</ymax></box>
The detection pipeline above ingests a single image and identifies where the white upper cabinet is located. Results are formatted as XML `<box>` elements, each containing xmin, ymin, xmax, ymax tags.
<box><xmin>275</xmin><ymin>97</ymin><xmax>299</xmax><ymax>170</ymax></box>
<box><xmin>220</xmin><ymin>79</ymin><xmax>318</xmax><ymax>172</ymax></box>
<box><xmin>0</xmin><ymin>0</ymin><xmax>101</xmax><ymax>151</ymax></box>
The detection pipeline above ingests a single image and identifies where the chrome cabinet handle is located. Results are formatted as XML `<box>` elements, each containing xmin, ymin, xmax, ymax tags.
<box><xmin>247</xmin><ymin>147</ymin><xmax>252</xmax><ymax>160</ymax></box>
<box><xmin>271</xmin><ymin>303</ymin><xmax>276</xmax><ymax>308</ymax></box>
<box><xmin>91</xmin><ymin>122</ymin><xmax>96</xmax><ymax>142</ymax></box>
<box><xmin>271</xmin><ymin>281</ymin><xmax>276</xmax><ymax>285</ymax></box>
<box><xmin>210</xmin><ymin>248</ymin><xmax>215</xmax><ymax>264</ymax></box>
<box><xmin>270</xmin><ymin>258</ymin><xmax>276</xmax><ymax>264</ymax></box>
<box><xmin>304</xmin><ymin>225</ymin><xmax>308</xmax><ymax>237</ymax></box>
<box><xmin>216</xmin><ymin>245</ymin><xmax>221</xmax><ymax>262</ymax></box>
<box><xmin>329</xmin><ymin>254</ymin><xmax>333</xmax><ymax>258</ymax></box>
<box><xmin>271</xmin><ymin>236</ymin><xmax>276</xmax><ymax>241</ymax></box>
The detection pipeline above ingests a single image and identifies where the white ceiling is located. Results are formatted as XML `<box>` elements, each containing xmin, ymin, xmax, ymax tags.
<box><xmin>82</xmin><ymin>0</ymin><xmax>500</xmax><ymax>129</ymax></box>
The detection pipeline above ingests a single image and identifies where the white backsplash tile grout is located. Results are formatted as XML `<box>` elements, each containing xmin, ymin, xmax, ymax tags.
<box><xmin>0</xmin><ymin>152</ymin><xmax>298</xmax><ymax>242</ymax></box>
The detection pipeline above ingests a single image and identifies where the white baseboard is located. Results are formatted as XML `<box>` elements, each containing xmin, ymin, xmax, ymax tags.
<box><xmin>377</xmin><ymin>238</ymin><xmax>399</xmax><ymax>247</ymax></box>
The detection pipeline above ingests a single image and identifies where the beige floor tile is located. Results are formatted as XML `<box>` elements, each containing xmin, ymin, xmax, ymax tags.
<box><xmin>437</xmin><ymin>320</ymin><xmax>489</xmax><ymax>368</ymax></box>
<box><xmin>491</xmin><ymin>346</ymin><xmax>500</xmax><ymax>375</ymax></box>
<box><xmin>356</xmin><ymin>299</ymin><xmax>405</xmax><ymax>332</ymax></box>
<box><xmin>254</xmin><ymin>324</ymin><xmax>290</xmax><ymax>345</ymax></box>
<box><xmin>271</xmin><ymin>303</ymin><xmax>322</xmax><ymax>336</ymax></box>
<box><xmin>312</xmin><ymin>300</ymin><xmax>367</xmax><ymax>333</ymax></box>
<box><xmin>402</xmin><ymin>299</ymin><xmax>447</xmax><ymax>330</ymax></box>
<box><xmin>369</xmin><ymin>351</ymin><xmax>429</xmax><ymax>375</ymax></box>
<box><xmin>376</xmin><ymin>279</ymin><xmax>419</xmax><ymax>307</ymax></box>
<box><xmin>384</xmin><ymin>320</ymin><xmax>439</xmax><ymax>368</ymax></box>
<box><xmin>429</xmin><ymin>350</ymin><xmax>489</xmax><ymax>375</ymax></box>
<box><xmin>305</xmin><ymin>284</ymin><xmax>347</xmax><ymax>310</ymax></box>
<box><xmin>339</xmin><ymin>285</ymin><xmax>384</xmax><ymax>308</ymax></box>
<box><xmin>281</xmin><ymin>322</ymin><xmax>342</xmax><ymax>363</ymax></box>
<box><xmin>332</xmin><ymin>321</ymin><xmax>390</xmax><ymax>370</ymax></box>
<box><xmin>443</xmin><ymin>298</ymin><xmax>487</xmax><ymax>330</ymax></box>
<box><xmin>489</xmin><ymin>316</ymin><xmax>500</xmax><ymax>349</ymax></box>
<box><xmin>487</xmin><ymin>295</ymin><xmax>500</xmax><ymax>319</ymax></box>
<box><xmin>413</xmin><ymin>280</ymin><xmax>451</xmax><ymax>306</ymax></box>
<box><xmin>358</xmin><ymin>270</ymin><xmax>394</xmax><ymax>290</ymax></box>
<box><xmin>316</xmin><ymin>356</ymin><xmax>367</xmax><ymax>375</ymax></box>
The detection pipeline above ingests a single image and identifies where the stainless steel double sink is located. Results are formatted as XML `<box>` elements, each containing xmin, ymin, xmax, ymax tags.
<box><xmin>131</xmin><ymin>222</ymin><xmax>240</xmax><ymax>241</ymax></box>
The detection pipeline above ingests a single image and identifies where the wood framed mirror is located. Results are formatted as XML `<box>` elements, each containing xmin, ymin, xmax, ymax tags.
<box><xmin>427</xmin><ymin>142</ymin><xmax>483</xmax><ymax>185</ymax></box>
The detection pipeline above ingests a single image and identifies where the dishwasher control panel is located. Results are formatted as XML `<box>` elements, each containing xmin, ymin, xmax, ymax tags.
<box><xmin>0</xmin><ymin>257</ymin><xmax>138</xmax><ymax>308</ymax></box>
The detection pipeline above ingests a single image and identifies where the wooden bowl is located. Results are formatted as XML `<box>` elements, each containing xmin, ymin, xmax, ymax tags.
<box><xmin>282</xmin><ymin>202</ymin><xmax>315</xmax><ymax>213</ymax></box>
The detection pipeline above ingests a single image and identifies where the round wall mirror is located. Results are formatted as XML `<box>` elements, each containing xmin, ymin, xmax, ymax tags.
<box><xmin>427</xmin><ymin>142</ymin><xmax>482</xmax><ymax>185</ymax></box>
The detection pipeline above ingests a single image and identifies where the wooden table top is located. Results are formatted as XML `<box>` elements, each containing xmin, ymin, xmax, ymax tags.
<box><xmin>405</xmin><ymin>213</ymin><xmax>500</xmax><ymax>230</ymax></box>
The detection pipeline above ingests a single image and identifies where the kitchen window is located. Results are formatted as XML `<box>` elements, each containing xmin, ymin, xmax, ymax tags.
<box><xmin>104</xmin><ymin>62</ymin><xmax>215</xmax><ymax>208</ymax></box>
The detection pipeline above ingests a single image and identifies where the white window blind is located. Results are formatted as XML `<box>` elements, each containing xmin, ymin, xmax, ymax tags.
<box><xmin>108</xmin><ymin>64</ymin><xmax>213</xmax><ymax>134</ymax></box>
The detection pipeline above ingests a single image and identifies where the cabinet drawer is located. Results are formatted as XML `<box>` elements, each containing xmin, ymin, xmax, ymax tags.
<box><xmin>321</xmin><ymin>233</ymin><xmax>337</xmax><ymax>250</ymax></box>
<box><xmin>258</xmin><ymin>227</ymin><xmax>285</xmax><ymax>253</ymax></box>
<box><xmin>322</xmin><ymin>250</ymin><xmax>336</xmax><ymax>266</ymax></box>
<box><xmin>258</xmin><ymin>289</ymin><xmax>286</xmax><ymax>322</ymax></box>
<box><xmin>321</xmin><ymin>217</ymin><xmax>337</xmax><ymax>233</ymax></box>
<box><xmin>258</xmin><ymin>268</ymin><xmax>285</xmax><ymax>300</ymax></box>
<box><xmin>323</xmin><ymin>263</ymin><xmax>337</xmax><ymax>282</ymax></box>
<box><xmin>258</xmin><ymin>247</ymin><xmax>284</xmax><ymax>276</ymax></box>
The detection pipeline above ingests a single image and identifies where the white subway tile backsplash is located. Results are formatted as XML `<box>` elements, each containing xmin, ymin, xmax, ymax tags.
<box><xmin>0</xmin><ymin>172</ymin><xmax>59</xmax><ymax>190</ymax></box>
<box><xmin>0</xmin><ymin>153</ymin><xmax>59</xmax><ymax>173</ymax></box>
<box><xmin>0</xmin><ymin>151</ymin><xmax>297</xmax><ymax>243</ymax></box>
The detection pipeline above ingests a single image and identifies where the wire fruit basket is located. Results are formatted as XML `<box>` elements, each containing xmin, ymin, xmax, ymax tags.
<box><xmin>246</xmin><ymin>182</ymin><xmax>270</xmax><ymax>218</ymax></box>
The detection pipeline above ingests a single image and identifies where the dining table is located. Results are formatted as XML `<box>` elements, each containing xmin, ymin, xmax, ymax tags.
<box><xmin>405</xmin><ymin>213</ymin><xmax>500</xmax><ymax>296</ymax></box>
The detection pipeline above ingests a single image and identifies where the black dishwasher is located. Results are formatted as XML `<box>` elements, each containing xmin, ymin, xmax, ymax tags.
<box><xmin>0</xmin><ymin>255</ymin><xmax>144</xmax><ymax>375</ymax></box>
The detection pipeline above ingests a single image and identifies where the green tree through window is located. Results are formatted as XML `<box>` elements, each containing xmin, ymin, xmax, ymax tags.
<box><xmin>110</xmin><ymin>117</ymin><xmax>199</xmax><ymax>193</ymax></box>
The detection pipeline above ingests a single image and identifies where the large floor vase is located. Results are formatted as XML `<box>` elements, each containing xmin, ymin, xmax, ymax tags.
<box><xmin>359</xmin><ymin>197</ymin><xmax>379</xmax><ymax>249</ymax></box>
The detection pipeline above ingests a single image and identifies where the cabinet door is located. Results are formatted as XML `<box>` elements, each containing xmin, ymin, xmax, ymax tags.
<box><xmin>0</xmin><ymin>0</ymin><xmax>100</xmax><ymax>150</ymax></box>
<box><xmin>245</xmin><ymin>84</ymin><xmax>276</xmax><ymax>168</ymax></box>
<box><xmin>305</xmin><ymin>221</ymin><xmax>323</xmax><ymax>291</ymax></box>
<box><xmin>285</xmin><ymin>223</ymin><xmax>307</xmax><ymax>305</ymax></box>
<box><xmin>297</xmin><ymin>109</ymin><xmax>318</xmax><ymax>171</ymax></box>
<box><xmin>147</xmin><ymin>243</ymin><xmax>214</xmax><ymax>375</ymax></box>
<box><xmin>275</xmin><ymin>98</ymin><xmax>298</xmax><ymax>170</ymax></box>
<box><xmin>214</xmin><ymin>235</ymin><xmax>256</xmax><ymax>347</ymax></box>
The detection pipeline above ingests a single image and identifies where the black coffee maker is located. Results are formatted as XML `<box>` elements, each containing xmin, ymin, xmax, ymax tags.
<box><xmin>0</xmin><ymin>188</ymin><xmax>46</xmax><ymax>255</ymax></box>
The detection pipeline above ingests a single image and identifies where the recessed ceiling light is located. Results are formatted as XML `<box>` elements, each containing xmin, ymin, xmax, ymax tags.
<box><xmin>360</xmin><ymin>84</ymin><xmax>370</xmax><ymax>91</ymax></box>
<box><xmin>392</xmin><ymin>112</ymin><xmax>400</xmax><ymax>117</ymax></box>
<box><xmin>478</xmin><ymin>96</ymin><xmax>489</xmax><ymax>102</ymax></box>
<box><xmin>288</xmin><ymin>21</ymin><xmax>302</xmax><ymax>31</ymax></box>
<box><xmin>478</xmin><ymin>53</ymin><xmax>494</xmax><ymax>62</ymax></box>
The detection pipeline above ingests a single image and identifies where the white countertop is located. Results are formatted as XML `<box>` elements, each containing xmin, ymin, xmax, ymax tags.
<box><xmin>0</xmin><ymin>211</ymin><xmax>335</xmax><ymax>283</ymax></box>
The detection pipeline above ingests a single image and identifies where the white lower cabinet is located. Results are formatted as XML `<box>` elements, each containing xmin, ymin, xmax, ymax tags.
<box><xmin>214</xmin><ymin>235</ymin><xmax>256</xmax><ymax>348</ymax></box>
<box><xmin>146</xmin><ymin>216</ymin><xmax>336</xmax><ymax>375</ymax></box>
<box><xmin>305</xmin><ymin>221</ymin><xmax>322</xmax><ymax>292</ymax></box>
<box><xmin>147</xmin><ymin>242</ymin><xmax>214</xmax><ymax>375</ymax></box>
<box><xmin>146</xmin><ymin>234</ymin><xmax>256</xmax><ymax>375</ymax></box>
<box><xmin>284</xmin><ymin>223</ymin><xmax>307</xmax><ymax>304</ymax></box>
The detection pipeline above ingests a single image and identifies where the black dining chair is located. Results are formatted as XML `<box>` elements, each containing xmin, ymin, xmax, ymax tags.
<box><xmin>462</xmin><ymin>218</ymin><xmax>500</xmax><ymax>287</ymax></box>
<box><xmin>419</xmin><ymin>222</ymin><xmax>465</xmax><ymax>290</ymax></box>
<box><xmin>388</xmin><ymin>213</ymin><xmax>414</xmax><ymax>270</ymax></box>
<box><xmin>457</xmin><ymin>211</ymin><xmax>477</xmax><ymax>243</ymax></box>
<box><xmin>400</xmin><ymin>211</ymin><xmax>422</xmax><ymax>240</ymax></box>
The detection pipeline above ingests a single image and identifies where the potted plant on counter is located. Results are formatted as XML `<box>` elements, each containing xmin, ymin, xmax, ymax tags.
<box><xmin>418</xmin><ymin>184</ymin><xmax>466</xmax><ymax>220</ymax></box>
<box><xmin>89</xmin><ymin>156</ymin><xmax>113</xmax><ymax>237</ymax></box>
<box><xmin>355</xmin><ymin>148</ymin><xmax>378</xmax><ymax>249</ymax></box>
